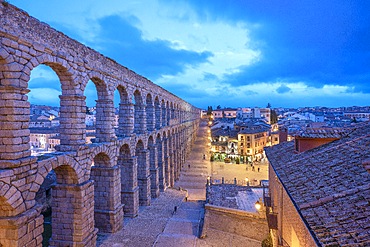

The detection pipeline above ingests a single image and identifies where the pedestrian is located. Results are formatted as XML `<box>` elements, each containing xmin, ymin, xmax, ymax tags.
<box><xmin>258</xmin><ymin>167</ymin><xmax>260</xmax><ymax>172</ymax></box>
<box><xmin>188</xmin><ymin>164</ymin><xmax>190</xmax><ymax>168</ymax></box>
<box><xmin>173</xmin><ymin>206</ymin><xmax>178</xmax><ymax>214</ymax></box>
<box><xmin>252</xmin><ymin>166</ymin><xmax>255</xmax><ymax>171</ymax></box>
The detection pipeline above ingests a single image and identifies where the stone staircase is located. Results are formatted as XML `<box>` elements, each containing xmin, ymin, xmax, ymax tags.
<box><xmin>153</xmin><ymin>201</ymin><xmax>205</xmax><ymax>247</ymax></box>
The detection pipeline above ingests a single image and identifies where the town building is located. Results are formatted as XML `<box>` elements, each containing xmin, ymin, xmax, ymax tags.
<box><xmin>238</xmin><ymin>124</ymin><xmax>270</xmax><ymax>163</ymax></box>
<box><xmin>237</xmin><ymin>107</ymin><xmax>271</xmax><ymax>124</ymax></box>
<box><xmin>30</xmin><ymin>127</ymin><xmax>59</xmax><ymax>155</ymax></box>
<box><xmin>210</xmin><ymin>127</ymin><xmax>239</xmax><ymax>162</ymax></box>
<box><xmin>264</xmin><ymin>122</ymin><xmax>370</xmax><ymax>246</ymax></box>
<box><xmin>343</xmin><ymin>111</ymin><xmax>370</xmax><ymax>121</ymax></box>
<box><xmin>210</xmin><ymin>119</ymin><xmax>272</xmax><ymax>163</ymax></box>
<box><xmin>211</xmin><ymin>108</ymin><xmax>237</xmax><ymax>119</ymax></box>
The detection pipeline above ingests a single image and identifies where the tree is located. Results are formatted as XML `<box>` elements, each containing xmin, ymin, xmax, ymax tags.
<box><xmin>216</xmin><ymin>105</ymin><xmax>221</xmax><ymax>110</ymax></box>
<box><xmin>207</xmin><ymin>106</ymin><xmax>213</xmax><ymax>115</ymax></box>
<box><xmin>270</xmin><ymin>109</ymin><xmax>278</xmax><ymax>124</ymax></box>
<box><xmin>266</xmin><ymin>103</ymin><xmax>271</xmax><ymax>108</ymax></box>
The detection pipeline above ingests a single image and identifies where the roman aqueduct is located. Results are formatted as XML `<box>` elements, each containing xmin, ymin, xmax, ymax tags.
<box><xmin>0</xmin><ymin>2</ymin><xmax>201</xmax><ymax>246</ymax></box>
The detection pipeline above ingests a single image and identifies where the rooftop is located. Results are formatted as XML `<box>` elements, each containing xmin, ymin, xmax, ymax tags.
<box><xmin>207</xmin><ymin>184</ymin><xmax>265</xmax><ymax>214</ymax></box>
<box><xmin>265</xmin><ymin>121</ymin><xmax>370</xmax><ymax>246</ymax></box>
<box><xmin>295</xmin><ymin>127</ymin><xmax>351</xmax><ymax>139</ymax></box>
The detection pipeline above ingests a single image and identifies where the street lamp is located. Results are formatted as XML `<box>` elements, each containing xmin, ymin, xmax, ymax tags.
<box><xmin>255</xmin><ymin>200</ymin><xmax>262</xmax><ymax>211</ymax></box>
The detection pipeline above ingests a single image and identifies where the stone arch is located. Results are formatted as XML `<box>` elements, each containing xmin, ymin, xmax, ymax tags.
<box><xmin>134</xmin><ymin>90</ymin><xmax>146</xmax><ymax>134</ymax></box>
<box><xmin>146</xmin><ymin>93</ymin><xmax>154</xmax><ymax>131</ymax></box>
<box><xmin>170</xmin><ymin>101</ymin><xmax>174</xmax><ymax>120</ymax></box>
<box><xmin>161</xmin><ymin>99</ymin><xmax>166</xmax><ymax>127</ymax></box>
<box><xmin>0</xmin><ymin>182</ymin><xmax>25</xmax><ymax>217</ymax></box>
<box><xmin>135</xmin><ymin>139</ymin><xmax>150</xmax><ymax>205</ymax></box>
<box><xmin>88</xmin><ymin>145</ymin><xmax>115</xmax><ymax>168</ymax></box>
<box><xmin>90</xmin><ymin>151</ymin><xmax>123</xmax><ymax>233</ymax></box>
<box><xmin>118</xmin><ymin>144</ymin><xmax>139</xmax><ymax>217</ymax></box>
<box><xmin>26</xmin><ymin>57</ymin><xmax>81</xmax><ymax>151</ymax></box>
<box><xmin>0</xmin><ymin>47</ymin><xmax>12</xmax><ymax>76</ymax></box>
<box><xmin>85</xmin><ymin>74</ymin><xmax>115</xmax><ymax>142</ymax></box>
<box><xmin>154</xmin><ymin>96</ymin><xmax>161</xmax><ymax>129</ymax></box>
<box><xmin>166</xmin><ymin>101</ymin><xmax>170</xmax><ymax>126</ymax></box>
<box><xmin>50</xmin><ymin>166</ymin><xmax>95</xmax><ymax>246</ymax></box>
<box><xmin>116</xmin><ymin>85</ymin><xmax>132</xmax><ymax>137</ymax></box>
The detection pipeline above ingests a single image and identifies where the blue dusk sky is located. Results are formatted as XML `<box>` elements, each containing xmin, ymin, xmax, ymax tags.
<box><xmin>8</xmin><ymin>0</ymin><xmax>370</xmax><ymax>109</ymax></box>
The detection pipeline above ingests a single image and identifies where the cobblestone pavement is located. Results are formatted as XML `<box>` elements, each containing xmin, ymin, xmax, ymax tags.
<box><xmin>96</xmin><ymin>188</ymin><xmax>187</xmax><ymax>247</ymax></box>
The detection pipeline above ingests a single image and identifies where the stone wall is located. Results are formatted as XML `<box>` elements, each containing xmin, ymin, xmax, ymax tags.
<box><xmin>0</xmin><ymin>2</ymin><xmax>201</xmax><ymax>246</ymax></box>
<box><xmin>269</xmin><ymin>163</ymin><xmax>318</xmax><ymax>247</ymax></box>
<box><xmin>201</xmin><ymin>204</ymin><xmax>269</xmax><ymax>247</ymax></box>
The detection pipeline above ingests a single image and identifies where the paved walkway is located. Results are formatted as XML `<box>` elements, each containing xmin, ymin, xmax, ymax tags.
<box><xmin>97</xmin><ymin>119</ymin><xmax>267</xmax><ymax>246</ymax></box>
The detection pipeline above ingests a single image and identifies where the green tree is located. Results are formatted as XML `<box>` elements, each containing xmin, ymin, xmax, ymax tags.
<box><xmin>266</xmin><ymin>102</ymin><xmax>271</xmax><ymax>108</ymax></box>
<box><xmin>216</xmin><ymin>105</ymin><xmax>221</xmax><ymax>109</ymax></box>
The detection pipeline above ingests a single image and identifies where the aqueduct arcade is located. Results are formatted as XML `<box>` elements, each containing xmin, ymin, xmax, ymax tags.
<box><xmin>0</xmin><ymin>2</ymin><xmax>200</xmax><ymax>246</ymax></box>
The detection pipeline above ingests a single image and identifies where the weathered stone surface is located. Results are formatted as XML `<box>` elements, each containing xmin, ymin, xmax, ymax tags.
<box><xmin>0</xmin><ymin>2</ymin><xmax>201</xmax><ymax>247</ymax></box>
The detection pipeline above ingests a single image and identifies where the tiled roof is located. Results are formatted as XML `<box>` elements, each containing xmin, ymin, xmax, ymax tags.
<box><xmin>211</xmin><ymin>128</ymin><xmax>238</xmax><ymax>138</ymax></box>
<box><xmin>239</xmin><ymin>126</ymin><xmax>270</xmax><ymax>134</ymax></box>
<box><xmin>295</xmin><ymin>128</ymin><xmax>350</xmax><ymax>139</ymax></box>
<box><xmin>265</xmin><ymin>122</ymin><xmax>370</xmax><ymax>246</ymax></box>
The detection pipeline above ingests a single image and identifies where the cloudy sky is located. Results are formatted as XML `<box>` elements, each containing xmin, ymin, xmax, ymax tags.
<box><xmin>9</xmin><ymin>0</ymin><xmax>370</xmax><ymax>109</ymax></box>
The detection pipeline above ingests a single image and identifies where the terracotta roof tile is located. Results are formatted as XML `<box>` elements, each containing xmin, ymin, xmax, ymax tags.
<box><xmin>265</xmin><ymin>122</ymin><xmax>370</xmax><ymax>246</ymax></box>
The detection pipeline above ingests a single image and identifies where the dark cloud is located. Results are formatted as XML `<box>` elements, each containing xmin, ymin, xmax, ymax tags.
<box><xmin>276</xmin><ymin>85</ymin><xmax>291</xmax><ymax>94</ymax></box>
<box><xmin>90</xmin><ymin>15</ymin><xmax>212</xmax><ymax>80</ymax></box>
<box><xmin>186</xmin><ymin>0</ymin><xmax>370</xmax><ymax>93</ymax></box>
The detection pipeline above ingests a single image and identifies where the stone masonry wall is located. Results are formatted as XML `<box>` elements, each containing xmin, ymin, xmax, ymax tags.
<box><xmin>0</xmin><ymin>2</ymin><xmax>201</xmax><ymax>246</ymax></box>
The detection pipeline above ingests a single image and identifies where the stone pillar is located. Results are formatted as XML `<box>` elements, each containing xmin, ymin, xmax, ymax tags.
<box><xmin>149</xmin><ymin>145</ymin><xmax>159</xmax><ymax>198</ymax></box>
<box><xmin>95</xmin><ymin>99</ymin><xmax>116</xmax><ymax>142</ymax></box>
<box><xmin>118</xmin><ymin>103</ymin><xmax>134</xmax><ymax>137</ymax></box>
<box><xmin>91</xmin><ymin>165</ymin><xmax>124</xmax><ymax>233</ymax></box>
<box><xmin>162</xmin><ymin>104</ymin><xmax>167</xmax><ymax>127</ymax></box>
<box><xmin>146</xmin><ymin>102</ymin><xmax>155</xmax><ymax>131</ymax></box>
<box><xmin>169</xmin><ymin>153</ymin><xmax>175</xmax><ymax>187</ymax></box>
<box><xmin>163</xmin><ymin>138</ymin><xmax>170</xmax><ymax>187</ymax></box>
<box><xmin>0</xmin><ymin>85</ymin><xmax>31</xmax><ymax>160</ymax></box>
<box><xmin>137</xmin><ymin>151</ymin><xmax>151</xmax><ymax>206</ymax></box>
<box><xmin>155</xmin><ymin>103</ymin><xmax>161</xmax><ymax>129</ymax></box>
<box><xmin>166</xmin><ymin>107</ymin><xmax>171</xmax><ymax>126</ymax></box>
<box><xmin>50</xmin><ymin>181</ymin><xmax>97</xmax><ymax>247</ymax></box>
<box><xmin>134</xmin><ymin>104</ymin><xmax>147</xmax><ymax>134</ymax></box>
<box><xmin>120</xmin><ymin>157</ymin><xmax>139</xmax><ymax>217</ymax></box>
<box><xmin>0</xmin><ymin>205</ymin><xmax>43</xmax><ymax>247</ymax></box>
<box><xmin>58</xmin><ymin>95</ymin><xmax>86</xmax><ymax>152</ymax></box>
<box><xmin>157</xmin><ymin>142</ymin><xmax>166</xmax><ymax>192</ymax></box>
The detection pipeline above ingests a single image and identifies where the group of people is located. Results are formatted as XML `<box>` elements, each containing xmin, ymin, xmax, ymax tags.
<box><xmin>246</xmin><ymin>164</ymin><xmax>260</xmax><ymax>172</ymax></box>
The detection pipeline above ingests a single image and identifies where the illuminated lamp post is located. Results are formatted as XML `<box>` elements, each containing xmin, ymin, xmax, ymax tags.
<box><xmin>255</xmin><ymin>200</ymin><xmax>262</xmax><ymax>211</ymax></box>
